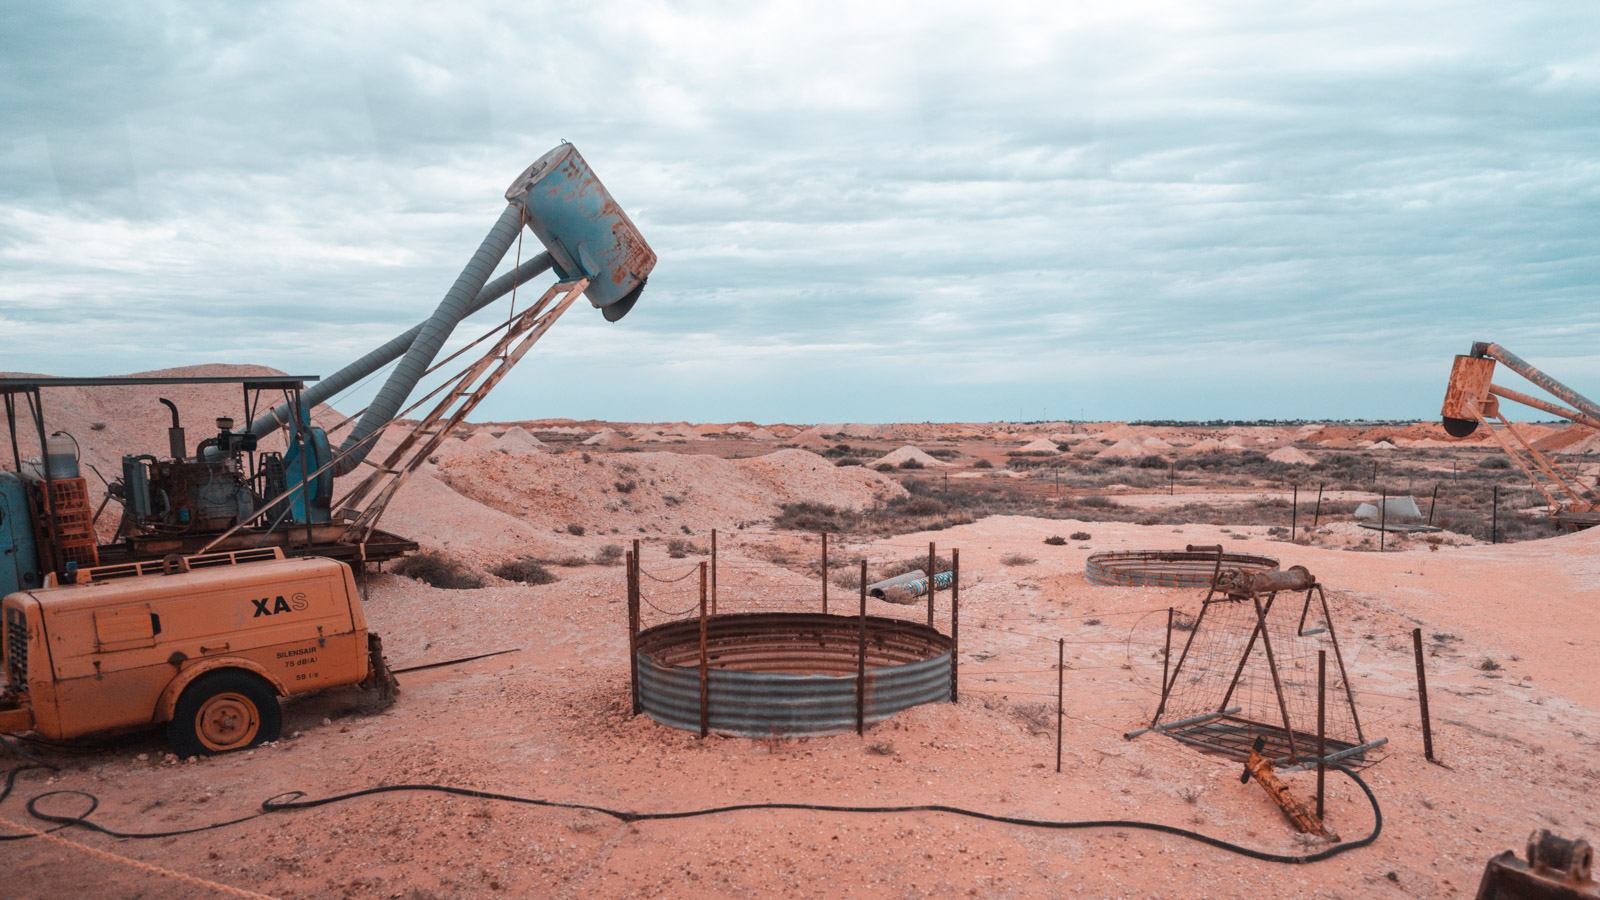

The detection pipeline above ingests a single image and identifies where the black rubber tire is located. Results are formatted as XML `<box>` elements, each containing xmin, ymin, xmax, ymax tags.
<box><xmin>167</xmin><ymin>670</ymin><xmax>282</xmax><ymax>757</ymax></box>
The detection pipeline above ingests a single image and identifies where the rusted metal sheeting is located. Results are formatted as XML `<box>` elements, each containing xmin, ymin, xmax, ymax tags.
<box><xmin>635</xmin><ymin>613</ymin><xmax>952</xmax><ymax>736</ymax></box>
<box><xmin>1085</xmin><ymin>550</ymin><xmax>1278</xmax><ymax>588</ymax></box>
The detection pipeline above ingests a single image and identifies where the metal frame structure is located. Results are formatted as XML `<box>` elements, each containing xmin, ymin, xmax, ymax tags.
<box><xmin>1148</xmin><ymin>552</ymin><xmax>1375</xmax><ymax>767</ymax></box>
<box><xmin>0</xmin><ymin>375</ymin><xmax>423</xmax><ymax>575</ymax></box>
<box><xmin>1442</xmin><ymin>341</ymin><xmax>1600</xmax><ymax>530</ymax></box>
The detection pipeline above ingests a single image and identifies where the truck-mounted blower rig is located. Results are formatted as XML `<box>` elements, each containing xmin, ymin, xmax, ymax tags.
<box><xmin>1</xmin><ymin>144</ymin><xmax>654</xmax><ymax>755</ymax></box>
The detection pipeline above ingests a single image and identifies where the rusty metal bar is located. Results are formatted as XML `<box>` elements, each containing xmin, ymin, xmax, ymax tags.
<box><xmin>1493</xmin><ymin>410</ymin><xmax>1594</xmax><ymax>506</ymax></box>
<box><xmin>821</xmin><ymin>531</ymin><xmax>828</xmax><ymax>615</ymax></box>
<box><xmin>1493</xmin><ymin>485</ymin><xmax>1499</xmax><ymax>544</ymax></box>
<box><xmin>1380</xmin><ymin>487</ymin><xmax>1386</xmax><ymax>552</ymax></box>
<box><xmin>927</xmin><ymin>541</ymin><xmax>936</xmax><ymax>628</ymax></box>
<box><xmin>1152</xmin><ymin>599</ymin><xmax>1210</xmax><ymax>728</ymax></box>
<box><xmin>1428</xmin><ymin>483</ymin><xmax>1438</xmax><ymax>526</ymax></box>
<box><xmin>1317</xmin><ymin>585</ymin><xmax>1364</xmax><ymax>744</ymax></box>
<box><xmin>698</xmin><ymin>562</ymin><xmax>709</xmax><ymax>738</ymax></box>
<box><xmin>1478</xmin><ymin>342</ymin><xmax>1600</xmax><ymax>425</ymax></box>
<box><xmin>1160</xmin><ymin>607</ymin><xmax>1173</xmax><ymax>715</ymax></box>
<box><xmin>711</xmin><ymin>528</ymin><xmax>718</xmax><ymax>616</ymax></box>
<box><xmin>1219</xmin><ymin>593</ymin><xmax>1274</xmax><ymax>712</ymax></box>
<box><xmin>857</xmin><ymin>559</ymin><xmax>867</xmax><ymax>736</ymax></box>
<box><xmin>1317</xmin><ymin>649</ymin><xmax>1326</xmax><ymax>820</ymax></box>
<box><xmin>1251</xmin><ymin>592</ymin><xmax>1301</xmax><ymax>762</ymax></box>
<box><xmin>1313</xmin><ymin>483</ymin><xmax>1324</xmax><ymax>529</ymax></box>
<box><xmin>627</xmin><ymin>549</ymin><xmax>640</xmax><ymax>715</ymax></box>
<box><xmin>1488</xmin><ymin>382</ymin><xmax>1600</xmax><ymax>429</ymax></box>
<box><xmin>1279</xmin><ymin>738</ymin><xmax>1389</xmax><ymax>773</ymax></box>
<box><xmin>1124</xmin><ymin>706</ymin><xmax>1242</xmax><ymax>740</ymax></box>
<box><xmin>950</xmin><ymin>548</ymin><xmax>959</xmax><ymax>703</ymax></box>
<box><xmin>1413</xmin><ymin>627</ymin><xmax>1435</xmax><ymax>761</ymax></box>
<box><xmin>1056</xmin><ymin>637</ymin><xmax>1064</xmax><ymax>773</ymax></box>
<box><xmin>1291</xmin><ymin>484</ymin><xmax>1298</xmax><ymax>539</ymax></box>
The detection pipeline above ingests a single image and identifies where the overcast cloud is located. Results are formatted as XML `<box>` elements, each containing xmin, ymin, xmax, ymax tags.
<box><xmin>2</xmin><ymin>1</ymin><xmax>1598</xmax><ymax>423</ymax></box>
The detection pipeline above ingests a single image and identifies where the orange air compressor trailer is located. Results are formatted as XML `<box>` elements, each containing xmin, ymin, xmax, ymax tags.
<box><xmin>0</xmin><ymin>552</ymin><xmax>394</xmax><ymax>756</ymax></box>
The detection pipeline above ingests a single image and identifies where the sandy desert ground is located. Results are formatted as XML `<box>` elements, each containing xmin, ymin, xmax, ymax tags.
<box><xmin>2</xmin><ymin>371</ymin><xmax>1599</xmax><ymax>898</ymax></box>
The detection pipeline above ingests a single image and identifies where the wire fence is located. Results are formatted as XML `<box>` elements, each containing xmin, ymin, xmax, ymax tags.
<box><xmin>622</xmin><ymin>529</ymin><xmax>1432</xmax><ymax>769</ymax></box>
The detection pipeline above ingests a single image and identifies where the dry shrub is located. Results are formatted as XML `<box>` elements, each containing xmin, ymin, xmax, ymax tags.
<box><xmin>1070</xmin><ymin>531</ymin><xmax>1092</xmax><ymax>541</ymax></box>
<box><xmin>595</xmin><ymin>544</ymin><xmax>625</xmax><ymax>566</ymax></box>
<box><xmin>1009</xmin><ymin>702</ymin><xmax>1054</xmax><ymax>736</ymax></box>
<box><xmin>666</xmin><ymin>538</ymin><xmax>698</xmax><ymax>559</ymax></box>
<box><xmin>392</xmin><ymin>551</ymin><xmax>485</xmax><ymax>590</ymax></box>
<box><xmin>1001</xmin><ymin>553</ymin><xmax>1036</xmax><ymax>567</ymax></box>
<box><xmin>1043</xmin><ymin>535</ymin><xmax>1067</xmax><ymax>546</ymax></box>
<box><xmin>492</xmin><ymin>557</ymin><xmax>559</xmax><ymax>585</ymax></box>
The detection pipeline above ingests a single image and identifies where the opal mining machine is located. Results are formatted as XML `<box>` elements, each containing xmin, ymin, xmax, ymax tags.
<box><xmin>1441</xmin><ymin>341</ymin><xmax>1600</xmax><ymax>531</ymax></box>
<box><xmin>0</xmin><ymin>143</ymin><xmax>654</xmax><ymax>755</ymax></box>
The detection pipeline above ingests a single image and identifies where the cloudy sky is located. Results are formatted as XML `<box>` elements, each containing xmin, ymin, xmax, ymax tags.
<box><xmin>3</xmin><ymin>1</ymin><xmax>1598</xmax><ymax>424</ymax></box>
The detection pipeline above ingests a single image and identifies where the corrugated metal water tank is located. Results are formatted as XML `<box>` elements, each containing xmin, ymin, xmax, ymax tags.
<box><xmin>635</xmin><ymin>613</ymin><xmax>953</xmax><ymax>737</ymax></box>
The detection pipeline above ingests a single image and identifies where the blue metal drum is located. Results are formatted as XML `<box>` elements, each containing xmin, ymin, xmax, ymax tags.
<box><xmin>505</xmin><ymin>144</ymin><xmax>656</xmax><ymax>321</ymax></box>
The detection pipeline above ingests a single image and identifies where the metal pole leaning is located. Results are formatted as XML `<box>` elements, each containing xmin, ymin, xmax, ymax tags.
<box><xmin>1313</xmin><ymin>483</ymin><xmax>1324</xmax><ymax>529</ymax></box>
<box><xmin>821</xmin><ymin>532</ymin><xmax>829</xmax><ymax>614</ymax></box>
<box><xmin>1412</xmin><ymin>628</ymin><xmax>1436</xmax><ymax>761</ymax></box>
<box><xmin>950</xmin><ymin>549</ymin><xmax>960</xmax><ymax>703</ymax></box>
<box><xmin>927</xmin><ymin>541</ymin><xmax>936</xmax><ymax>628</ymax></box>
<box><xmin>1317</xmin><ymin>650</ymin><xmax>1327</xmax><ymax>820</ymax></box>
<box><xmin>627</xmin><ymin>550</ymin><xmax>640</xmax><ymax>715</ymax></box>
<box><xmin>711</xmin><ymin>528</ymin><xmax>718</xmax><ymax>616</ymax></box>
<box><xmin>857</xmin><ymin>559</ymin><xmax>868</xmax><ymax>736</ymax></box>
<box><xmin>1380</xmin><ymin>487</ymin><xmax>1387</xmax><ymax>552</ymax></box>
<box><xmin>1056</xmin><ymin>637</ymin><xmax>1065</xmax><ymax>773</ymax></box>
<box><xmin>1291</xmin><ymin>484</ymin><xmax>1298</xmax><ymax>540</ymax></box>
<box><xmin>698</xmin><ymin>562</ymin><xmax>709</xmax><ymax>738</ymax></box>
<box><xmin>1160</xmin><ymin>607</ymin><xmax>1173</xmax><ymax>714</ymax></box>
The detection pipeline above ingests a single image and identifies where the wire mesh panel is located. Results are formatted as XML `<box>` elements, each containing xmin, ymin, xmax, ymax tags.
<box><xmin>1157</xmin><ymin>588</ymin><xmax>1370</xmax><ymax>765</ymax></box>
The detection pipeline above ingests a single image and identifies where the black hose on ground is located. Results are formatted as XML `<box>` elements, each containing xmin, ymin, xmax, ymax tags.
<box><xmin>5</xmin><ymin>762</ymin><xmax>1382</xmax><ymax>864</ymax></box>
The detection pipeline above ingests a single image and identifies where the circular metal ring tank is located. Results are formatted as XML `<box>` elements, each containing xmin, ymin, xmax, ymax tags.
<box><xmin>635</xmin><ymin>613</ymin><xmax>953</xmax><ymax>737</ymax></box>
<box><xmin>1085</xmin><ymin>550</ymin><xmax>1279</xmax><ymax>588</ymax></box>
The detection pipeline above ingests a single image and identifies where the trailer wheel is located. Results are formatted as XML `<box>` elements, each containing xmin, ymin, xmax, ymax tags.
<box><xmin>168</xmin><ymin>671</ymin><xmax>282</xmax><ymax>757</ymax></box>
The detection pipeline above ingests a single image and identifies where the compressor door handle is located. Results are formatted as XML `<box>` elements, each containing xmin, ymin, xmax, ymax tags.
<box><xmin>199</xmin><ymin>643</ymin><xmax>230</xmax><ymax>654</ymax></box>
